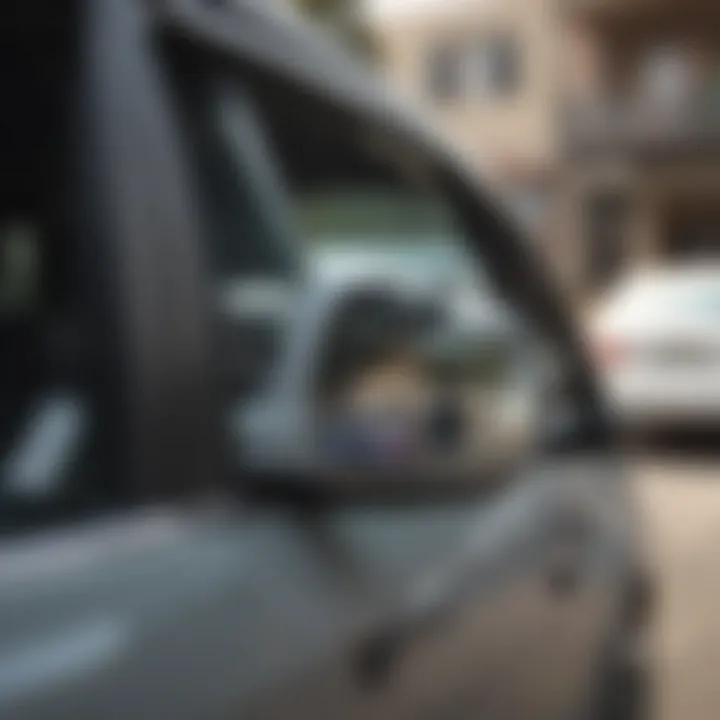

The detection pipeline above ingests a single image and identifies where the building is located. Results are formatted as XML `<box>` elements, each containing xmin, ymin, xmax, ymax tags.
<box><xmin>558</xmin><ymin>0</ymin><xmax>720</xmax><ymax>298</ymax></box>
<box><xmin>370</xmin><ymin>0</ymin><xmax>563</xmax><ymax>240</ymax></box>
<box><xmin>371</xmin><ymin>0</ymin><xmax>720</xmax><ymax>303</ymax></box>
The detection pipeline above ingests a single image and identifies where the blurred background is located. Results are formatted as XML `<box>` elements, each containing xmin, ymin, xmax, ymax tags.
<box><xmin>299</xmin><ymin>0</ymin><xmax>720</xmax><ymax>717</ymax></box>
<box><xmin>2</xmin><ymin>1</ymin><xmax>719</xmax><ymax>718</ymax></box>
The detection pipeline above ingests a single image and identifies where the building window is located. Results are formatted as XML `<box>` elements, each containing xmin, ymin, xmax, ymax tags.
<box><xmin>471</xmin><ymin>34</ymin><xmax>520</xmax><ymax>98</ymax></box>
<box><xmin>638</xmin><ymin>44</ymin><xmax>695</xmax><ymax>112</ymax></box>
<box><xmin>427</xmin><ymin>43</ymin><xmax>463</xmax><ymax>103</ymax></box>
<box><xmin>427</xmin><ymin>33</ymin><xmax>521</xmax><ymax>104</ymax></box>
<box><xmin>584</xmin><ymin>192</ymin><xmax>628</xmax><ymax>292</ymax></box>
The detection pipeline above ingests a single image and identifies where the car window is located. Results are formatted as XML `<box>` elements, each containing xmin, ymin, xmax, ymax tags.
<box><xmin>0</xmin><ymin>20</ymin><xmax>128</xmax><ymax>535</ymax></box>
<box><xmin>295</xmin><ymin>189</ymin><xmax>478</xmax><ymax>287</ymax></box>
<box><xmin>164</xmin><ymin>52</ymin><xmax>564</xmax><ymax>477</ymax></box>
<box><xmin>252</xmin><ymin>91</ymin><xmax>486</xmax><ymax>295</ymax></box>
<box><xmin>167</xmin><ymin>58</ymin><xmax>491</xmax><ymax>362</ymax></box>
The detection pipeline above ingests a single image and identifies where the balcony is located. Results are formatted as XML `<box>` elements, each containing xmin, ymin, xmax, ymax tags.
<box><xmin>563</xmin><ymin>98</ymin><xmax>720</xmax><ymax>158</ymax></box>
<box><xmin>566</xmin><ymin>0</ymin><xmax>659</xmax><ymax>13</ymax></box>
<box><xmin>564</xmin><ymin>0</ymin><xmax>720</xmax><ymax>25</ymax></box>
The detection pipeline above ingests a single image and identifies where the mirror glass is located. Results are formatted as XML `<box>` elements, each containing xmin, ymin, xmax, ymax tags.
<box><xmin>237</xmin><ymin>275</ymin><xmax>543</xmax><ymax>484</ymax></box>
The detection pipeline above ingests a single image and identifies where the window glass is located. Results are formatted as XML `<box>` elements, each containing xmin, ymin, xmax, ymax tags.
<box><xmin>486</xmin><ymin>34</ymin><xmax>521</xmax><ymax>96</ymax></box>
<box><xmin>250</xmin><ymin>84</ymin><xmax>484</xmax><ymax>291</ymax></box>
<box><xmin>295</xmin><ymin>189</ymin><xmax>479</xmax><ymax>288</ymax></box>
<box><xmin>165</xmin><ymin>54</ymin><xmax>552</xmax><ymax>477</ymax></box>
<box><xmin>427</xmin><ymin>34</ymin><xmax>521</xmax><ymax>104</ymax></box>
<box><xmin>168</xmin><ymin>56</ymin><xmax>494</xmax><ymax>383</ymax></box>
<box><xmin>470</xmin><ymin>34</ymin><xmax>521</xmax><ymax>98</ymax></box>
<box><xmin>427</xmin><ymin>43</ymin><xmax>462</xmax><ymax>103</ymax></box>
<box><xmin>0</xmin><ymin>19</ymin><xmax>124</xmax><ymax>533</ymax></box>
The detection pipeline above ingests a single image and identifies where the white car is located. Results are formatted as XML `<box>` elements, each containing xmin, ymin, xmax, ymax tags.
<box><xmin>590</xmin><ymin>265</ymin><xmax>720</xmax><ymax>428</ymax></box>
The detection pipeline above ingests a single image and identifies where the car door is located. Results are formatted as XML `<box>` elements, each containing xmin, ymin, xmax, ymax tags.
<box><xmin>0</xmin><ymin>2</ymin><xmax>628</xmax><ymax>719</ymax></box>
<box><xmin>155</xmin><ymin>10</ymin><xmax>627</xmax><ymax>719</ymax></box>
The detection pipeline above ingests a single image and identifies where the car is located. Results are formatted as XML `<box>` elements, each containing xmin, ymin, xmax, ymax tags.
<box><xmin>590</xmin><ymin>264</ymin><xmax>720</xmax><ymax>430</ymax></box>
<box><xmin>0</xmin><ymin>1</ymin><xmax>652</xmax><ymax>719</ymax></box>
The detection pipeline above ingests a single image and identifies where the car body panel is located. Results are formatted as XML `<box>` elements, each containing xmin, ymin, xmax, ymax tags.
<box><xmin>0</xmin><ymin>452</ymin><xmax>632</xmax><ymax>720</ymax></box>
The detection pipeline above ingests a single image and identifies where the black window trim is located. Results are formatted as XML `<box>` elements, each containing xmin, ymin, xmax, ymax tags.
<box><xmin>83</xmin><ymin>0</ymin><xmax>218</xmax><ymax>499</ymax></box>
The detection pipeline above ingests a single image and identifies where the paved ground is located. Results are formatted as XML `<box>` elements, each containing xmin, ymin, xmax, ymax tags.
<box><xmin>632</xmin><ymin>453</ymin><xmax>720</xmax><ymax>720</ymax></box>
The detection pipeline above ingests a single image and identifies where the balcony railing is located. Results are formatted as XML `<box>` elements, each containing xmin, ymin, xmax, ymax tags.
<box><xmin>564</xmin><ymin>0</ymin><xmax>696</xmax><ymax>17</ymax></box>
<box><xmin>563</xmin><ymin>98</ymin><xmax>720</xmax><ymax>156</ymax></box>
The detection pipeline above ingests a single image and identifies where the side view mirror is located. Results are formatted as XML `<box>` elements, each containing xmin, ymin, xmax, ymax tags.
<box><xmin>236</xmin><ymin>279</ymin><xmax>539</xmax><ymax>490</ymax></box>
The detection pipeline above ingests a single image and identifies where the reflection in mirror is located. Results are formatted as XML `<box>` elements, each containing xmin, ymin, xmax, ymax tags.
<box><xmin>236</xmin><ymin>276</ymin><xmax>543</xmax><ymax>487</ymax></box>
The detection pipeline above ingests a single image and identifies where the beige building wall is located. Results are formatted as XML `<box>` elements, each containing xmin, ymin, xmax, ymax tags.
<box><xmin>370</xmin><ymin>0</ymin><xmax>562</xmax><ymax>182</ymax></box>
<box><xmin>371</xmin><ymin>0</ymin><xmax>720</xmax><ymax>304</ymax></box>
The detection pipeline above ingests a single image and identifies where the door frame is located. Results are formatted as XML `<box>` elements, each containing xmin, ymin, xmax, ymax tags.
<box><xmin>83</xmin><ymin>0</ymin><xmax>217</xmax><ymax>499</ymax></box>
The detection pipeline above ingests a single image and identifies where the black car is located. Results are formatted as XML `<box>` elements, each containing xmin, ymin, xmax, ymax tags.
<box><xmin>0</xmin><ymin>1</ymin><xmax>652</xmax><ymax>718</ymax></box>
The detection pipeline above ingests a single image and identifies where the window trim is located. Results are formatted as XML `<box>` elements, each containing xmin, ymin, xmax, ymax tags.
<box><xmin>84</xmin><ymin>0</ymin><xmax>219</xmax><ymax>499</ymax></box>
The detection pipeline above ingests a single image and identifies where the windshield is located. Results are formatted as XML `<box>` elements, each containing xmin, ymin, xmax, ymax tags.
<box><xmin>611</xmin><ymin>274</ymin><xmax>720</xmax><ymax>323</ymax></box>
